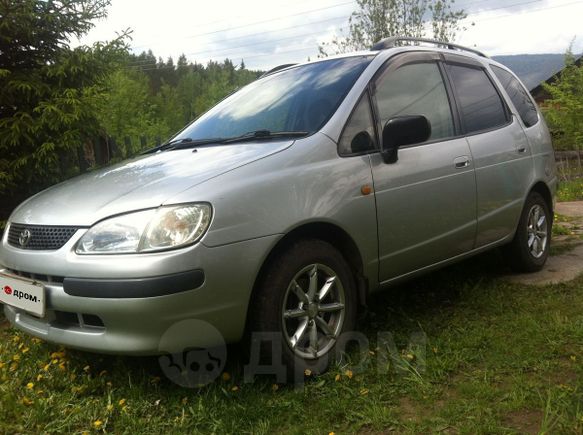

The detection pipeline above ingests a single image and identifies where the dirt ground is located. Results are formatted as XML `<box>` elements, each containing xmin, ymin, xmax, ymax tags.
<box><xmin>508</xmin><ymin>201</ymin><xmax>583</xmax><ymax>286</ymax></box>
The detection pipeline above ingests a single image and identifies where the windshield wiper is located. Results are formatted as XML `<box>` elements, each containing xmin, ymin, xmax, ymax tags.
<box><xmin>144</xmin><ymin>137</ymin><xmax>225</xmax><ymax>153</ymax></box>
<box><xmin>219</xmin><ymin>130</ymin><xmax>310</xmax><ymax>144</ymax></box>
<box><xmin>143</xmin><ymin>130</ymin><xmax>309</xmax><ymax>153</ymax></box>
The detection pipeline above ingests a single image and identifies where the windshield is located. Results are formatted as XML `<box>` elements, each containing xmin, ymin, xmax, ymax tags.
<box><xmin>174</xmin><ymin>56</ymin><xmax>373</xmax><ymax>142</ymax></box>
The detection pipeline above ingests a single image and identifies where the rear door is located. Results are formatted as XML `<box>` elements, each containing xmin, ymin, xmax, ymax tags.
<box><xmin>369</xmin><ymin>52</ymin><xmax>477</xmax><ymax>282</ymax></box>
<box><xmin>444</xmin><ymin>54</ymin><xmax>532</xmax><ymax>247</ymax></box>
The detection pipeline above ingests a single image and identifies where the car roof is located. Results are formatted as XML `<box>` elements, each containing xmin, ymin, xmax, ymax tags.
<box><xmin>263</xmin><ymin>38</ymin><xmax>502</xmax><ymax>78</ymax></box>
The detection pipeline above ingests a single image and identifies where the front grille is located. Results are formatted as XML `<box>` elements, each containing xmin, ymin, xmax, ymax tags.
<box><xmin>5</xmin><ymin>268</ymin><xmax>64</xmax><ymax>284</ymax></box>
<box><xmin>7</xmin><ymin>224</ymin><xmax>78</xmax><ymax>250</ymax></box>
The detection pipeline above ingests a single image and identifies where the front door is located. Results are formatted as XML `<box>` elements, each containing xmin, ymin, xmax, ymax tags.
<box><xmin>369</xmin><ymin>53</ymin><xmax>477</xmax><ymax>282</ymax></box>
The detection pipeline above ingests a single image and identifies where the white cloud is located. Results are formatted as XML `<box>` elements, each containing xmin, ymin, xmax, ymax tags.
<box><xmin>78</xmin><ymin>0</ymin><xmax>583</xmax><ymax>70</ymax></box>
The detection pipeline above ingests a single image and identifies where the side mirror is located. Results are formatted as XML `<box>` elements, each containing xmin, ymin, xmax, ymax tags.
<box><xmin>381</xmin><ymin>115</ymin><xmax>431</xmax><ymax>164</ymax></box>
<box><xmin>351</xmin><ymin>131</ymin><xmax>374</xmax><ymax>153</ymax></box>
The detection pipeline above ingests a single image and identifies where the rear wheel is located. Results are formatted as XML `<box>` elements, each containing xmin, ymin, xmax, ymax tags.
<box><xmin>506</xmin><ymin>191</ymin><xmax>551</xmax><ymax>272</ymax></box>
<box><xmin>247</xmin><ymin>239</ymin><xmax>357</xmax><ymax>378</ymax></box>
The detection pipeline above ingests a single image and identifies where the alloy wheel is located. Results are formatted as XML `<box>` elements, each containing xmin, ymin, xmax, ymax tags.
<box><xmin>526</xmin><ymin>204</ymin><xmax>548</xmax><ymax>259</ymax></box>
<box><xmin>281</xmin><ymin>264</ymin><xmax>345</xmax><ymax>360</ymax></box>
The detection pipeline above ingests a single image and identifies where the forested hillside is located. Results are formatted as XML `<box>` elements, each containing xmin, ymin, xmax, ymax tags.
<box><xmin>97</xmin><ymin>52</ymin><xmax>261</xmax><ymax>154</ymax></box>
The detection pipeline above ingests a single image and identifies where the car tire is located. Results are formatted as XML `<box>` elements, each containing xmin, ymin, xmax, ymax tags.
<box><xmin>505</xmin><ymin>191</ymin><xmax>552</xmax><ymax>273</ymax></box>
<box><xmin>246</xmin><ymin>239</ymin><xmax>357</xmax><ymax>379</ymax></box>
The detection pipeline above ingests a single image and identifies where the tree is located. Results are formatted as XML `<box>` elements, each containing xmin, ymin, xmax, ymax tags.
<box><xmin>0</xmin><ymin>0</ymin><xmax>128</xmax><ymax>197</ymax></box>
<box><xmin>319</xmin><ymin>0</ymin><xmax>467</xmax><ymax>56</ymax></box>
<box><xmin>96</xmin><ymin>68</ymin><xmax>170</xmax><ymax>156</ymax></box>
<box><xmin>542</xmin><ymin>48</ymin><xmax>583</xmax><ymax>153</ymax></box>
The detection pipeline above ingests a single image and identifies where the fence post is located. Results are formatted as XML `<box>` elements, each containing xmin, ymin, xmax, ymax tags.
<box><xmin>108</xmin><ymin>136</ymin><xmax>120</xmax><ymax>160</ymax></box>
<box><xmin>77</xmin><ymin>145</ymin><xmax>89</xmax><ymax>173</ymax></box>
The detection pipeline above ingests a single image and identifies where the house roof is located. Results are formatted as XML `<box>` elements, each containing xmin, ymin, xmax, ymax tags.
<box><xmin>529</xmin><ymin>54</ymin><xmax>583</xmax><ymax>97</ymax></box>
<box><xmin>492</xmin><ymin>53</ymin><xmax>582</xmax><ymax>91</ymax></box>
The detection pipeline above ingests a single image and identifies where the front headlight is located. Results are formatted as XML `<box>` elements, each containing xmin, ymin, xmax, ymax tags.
<box><xmin>76</xmin><ymin>204</ymin><xmax>212</xmax><ymax>254</ymax></box>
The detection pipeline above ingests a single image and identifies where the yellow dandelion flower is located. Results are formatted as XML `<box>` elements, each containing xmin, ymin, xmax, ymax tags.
<box><xmin>42</xmin><ymin>363</ymin><xmax>51</xmax><ymax>371</ymax></box>
<box><xmin>360</xmin><ymin>388</ymin><xmax>369</xmax><ymax>396</ymax></box>
<box><xmin>118</xmin><ymin>399</ymin><xmax>126</xmax><ymax>407</ymax></box>
<box><xmin>106</xmin><ymin>404</ymin><xmax>114</xmax><ymax>412</ymax></box>
<box><xmin>329</xmin><ymin>432</ymin><xmax>336</xmax><ymax>435</ymax></box>
<box><xmin>93</xmin><ymin>420</ymin><xmax>103</xmax><ymax>429</ymax></box>
<box><xmin>13</xmin><ymin>335</ymin><xmax>20</xmax><ymax>343</ymax></box>
<box><xmin>304</xmin><ymin>369</ymin><xmax>312</xmax><ymax>376</ymax></box>
<box><xmin>12</xmin><ymin>354</ymin><xmax>21</xmax><ymax>362</ymax></box>
<box><xmin>51</xmin><ymin>359</ymin><xmax>58</xmax><ymax>365</ymax></box>
<box><xmin>221</xmin><ymin>372</ymin><xmax>231</xmax><ymax>381</ymax></box>
<box><xmin>231</xmin><ymin>385</ymin><xmax>239</xmax><ymax>392</ymax></box>
<box><xmin>26</xmin><ymin>382</ymin><xmax>34</xmax><ymax>390</ymax></box>
<box><xmin>37</xmin><ymin>374</ymin><xmax>43</xmax><ymax>381</ymax></box>
<box><xmin>21</xmin><ymin>347</ymin><xmax>29</xmax><ymax>354</ymax></box>
<box><xmin>22</xmin><ymin>397</ymin><xmax>33</xmax><ymax>406</ymax></box>
<box><xmin>335</xmin><ymin>374</ymin><xmax>341</xmax><ymax>382</ymax></box>
<box><xmin>58</xmin><ymin>362</ymin><xmax>66</xmax><ymax>371</ymax></box>
<box><xmin>344</xmin><ymin>369</ymin><xmax>353</xmax><ymax>379</ymax></box>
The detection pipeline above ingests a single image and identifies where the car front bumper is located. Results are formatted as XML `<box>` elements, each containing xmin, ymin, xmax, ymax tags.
<box><xmin>0</xmin><ymin>230</ymin><xmax>280</xmax><ymax>355</ymax></box>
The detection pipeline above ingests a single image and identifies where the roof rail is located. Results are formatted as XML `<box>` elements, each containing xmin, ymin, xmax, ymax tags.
<box><xmin>260</xmin><ymin>63</ymin><xmax>298</xmax><ymax>78</ymax></box>
<box><xmin>371</xmin><ymin>36</ymin><xmax>488</xmax><ymax>58</ymax></box>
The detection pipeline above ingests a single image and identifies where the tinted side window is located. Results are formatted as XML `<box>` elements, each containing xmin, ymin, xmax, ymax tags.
<box><xmin>491</xmin><ymin>65</ymin><xmax>539</xmax><ymax>128</ymax></box>
<box><xmin>374</xmin><ymin>62</ymin><xmax>454</xmax><ymax>142</ymax></box>
<box><xmin>447</xmin><ymin>64</ymin><xmax>508</xmax><ymax>134</ymax></box>
<box><xmin>339</xmin><ymin>93</ymin><xmax>376</xmax><ymax>155</ymax></box>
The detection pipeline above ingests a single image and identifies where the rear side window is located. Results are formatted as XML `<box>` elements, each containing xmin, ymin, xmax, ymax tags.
<box><xmin>491</xmin><ymin>65</ymin><xmax>539</xmax><ymax>128</ymax></box>
<box><xmin>447</xmin><ymin>64</ymin><xmax>508</xmax><ymax>134</ymax></box>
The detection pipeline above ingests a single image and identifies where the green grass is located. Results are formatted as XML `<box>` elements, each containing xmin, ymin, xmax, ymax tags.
<box><xmin>1</xmin><ymin>253</ymin><xmax>583</xmax><ymax>434</ymax></box>
<box><xmin>557</xmin><ymin>178</ymin><xmax>583</xmax><ymax>202</ymax></box>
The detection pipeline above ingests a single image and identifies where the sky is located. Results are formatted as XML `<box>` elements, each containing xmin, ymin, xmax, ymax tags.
<box><xmin>78</xmin><ymin>0</ymin><xmax>583</xmax><ymax>70</ymax></box>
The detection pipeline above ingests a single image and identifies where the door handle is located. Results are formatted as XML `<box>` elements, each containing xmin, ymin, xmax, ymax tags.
<box><xmin>454</xmin><ymin>156</ymin><xmax>471</xmax><ymax>169</ymax></box>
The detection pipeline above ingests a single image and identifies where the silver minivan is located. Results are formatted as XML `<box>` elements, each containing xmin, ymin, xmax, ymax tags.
<box><xmin>0</xmin><ymin>37</ymin><xmax>557</xmax><ymax>374</ymax></box>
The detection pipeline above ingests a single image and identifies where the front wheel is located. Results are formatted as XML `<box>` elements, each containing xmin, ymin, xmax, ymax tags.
<box><xmin>506</xmin><ymin>191</ymin><xmax>552</xmax><ymax>272</ymax></box>
<box><xmin>247</xmin><ymin>239</ymin><xmax>357</xmax><ymax>378</ymax></box>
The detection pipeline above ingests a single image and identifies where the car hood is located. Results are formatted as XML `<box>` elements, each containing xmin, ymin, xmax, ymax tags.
<box><xmin>9</xmin><ymin>141</ymin><xmax>293</xmax><ymax>226</ymax></box>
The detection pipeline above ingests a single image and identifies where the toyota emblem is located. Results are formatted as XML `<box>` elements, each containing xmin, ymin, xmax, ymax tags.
<box><xmin>19</xmin><ymin>229</ymin><xmax>32</xmax><ymax>247</ymax></box>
